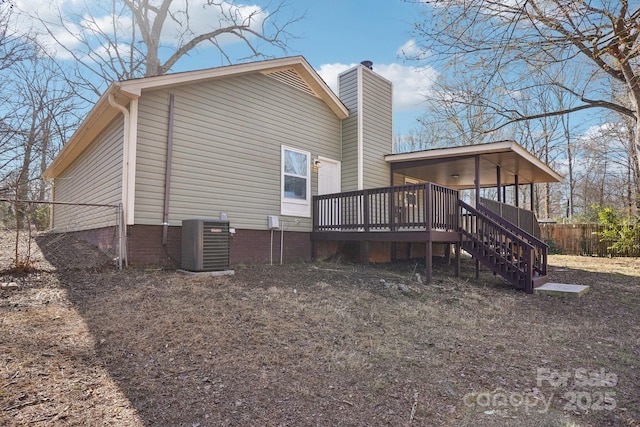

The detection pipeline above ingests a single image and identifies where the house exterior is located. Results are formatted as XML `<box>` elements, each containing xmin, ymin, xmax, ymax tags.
<box><xmin>43</xmin><ymin>56</ymin><xmax>393</xmax><ymax>266</ymax></box>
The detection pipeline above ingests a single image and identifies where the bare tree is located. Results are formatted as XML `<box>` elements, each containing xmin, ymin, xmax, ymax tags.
<box><xmin>0</xmin><ymin>0</ymin><xmax>29</xmax><ymax>71</ymax></box>
<box><xmin>416</xmin><ymin>72</ymin><xmax>514</xmax><ymax>148</ymax></box>
<box><xmin>21</xmin><ymin>0</ymin><xmax>301</xmax><ymax>96</ymax></box>
<box><xmin>409</xmin><ymin>0</ymin><xmax>640</xmax><ymax>187</ymax></box>
<box><xmin>0</xmin><ymin>0</ymin><xmax>34</xmax><ymax>196</ymax></box>
<box><xmin>1</xmin><ymin>55</ymin><xmax>77</xmax><ymax>201</ymax></box>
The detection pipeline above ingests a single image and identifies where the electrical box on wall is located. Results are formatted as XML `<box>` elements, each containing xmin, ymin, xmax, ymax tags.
<box><xmin>267</xmin><ymin>215</ymin><xmax>280</xmax><ymax>229</ymax></box>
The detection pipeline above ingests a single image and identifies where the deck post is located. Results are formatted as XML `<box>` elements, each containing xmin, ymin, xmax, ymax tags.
<box><xmin>363</xmin><ymin>240</ymin><xmax>370</xmax><ymax>264</ymax></box>
<box><xmin>425</xmin><ymin>239</ymin><xmax>432</xmax><ymax>284</ymax></box>
<box><xmin>475</xmin><ymin>259</ymin><xmax>480</xmax><ymax>280</ymax></box>
<box><xmin>455</xmin><ymin>241</ymin><xmax>461</xmax><ymax>277</ymax></box>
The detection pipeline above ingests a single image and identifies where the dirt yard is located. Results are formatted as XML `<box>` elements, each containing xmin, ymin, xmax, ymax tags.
<box><xmin>1</xmin><ymin>231</ymin><xmax>639</xmax><ymax>426</ymax></box>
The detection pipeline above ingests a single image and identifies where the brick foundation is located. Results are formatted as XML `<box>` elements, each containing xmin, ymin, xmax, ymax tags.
<box><xmin>67</xmin><ymin>225</ymin><xmax>451</xmax><ymax>268</ymax></box>
<box><xmin>126</xmin><ymin>224</ymin><xmax>181</xmax><ymax>267</ymax></box>
<box><xmin>229</xmin><ymin>229</ymin><xmax>311</xmax><ymax>265</ymax></box>
<box><xmin>124</xmin><ymin>225</ymin><xmax>312</xmax><ymax>267</ymax></box>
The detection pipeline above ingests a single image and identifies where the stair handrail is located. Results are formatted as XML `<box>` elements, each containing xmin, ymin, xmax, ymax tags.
<box><xmin>476</xmin><ymin>202</ymin><xmax>548</xmax><ymax>248</ymax></box>
<box><xmin>459</xmin><ymin>200</ymin><xmax>535</xmax><ymax>251</ymax></box>
<box><xmin>476</xmin><ymin>202</ymin><xmax>547</xmax><ymax>277</ymax></box>
<box><xmin>459</xmin><ymin>200</ymin><xmax>536</xmax><ymax>293</ymax></box>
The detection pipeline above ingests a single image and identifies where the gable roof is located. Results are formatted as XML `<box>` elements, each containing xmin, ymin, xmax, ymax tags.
<box><xmin>44</xmin><ymin>56</ymin><xmax>349</xmax><ymax>179</ymax></box>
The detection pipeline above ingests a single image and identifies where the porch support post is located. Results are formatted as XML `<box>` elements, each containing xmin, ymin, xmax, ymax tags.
<box><xmin>496</xmin><ymin>166</ymin><xmax>502</xmax><ymax>203</ymax></box>
<box><xmin>514</xmin><ymin>174</ymin><xmax>520</xmax><ymax>207</ymax></box>
<box><xmin>530</xmin><ymin>183</ymin><xmax>535</xmax><ymax>211</ymax></box>
<box><xmin>475</xmin><ymin>155</ymin><xmax>480</xmax><ymax>207</ymax></box>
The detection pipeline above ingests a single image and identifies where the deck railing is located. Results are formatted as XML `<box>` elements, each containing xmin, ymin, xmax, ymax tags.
<box><xmin>480</xmin><ymin>197</ymin><xmax>542</xmax><ymax>239</ymax></box>
<box><xmin>313</xmin><ymin>183</ymin><xmax>459</xmax><ymax>233</ymax></box>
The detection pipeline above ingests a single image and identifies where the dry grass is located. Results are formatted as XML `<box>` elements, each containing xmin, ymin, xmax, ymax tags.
<box><xmin>1</xmin><ymin>233</ymin><xmax>639</xmax><ymax>426</ymax></box>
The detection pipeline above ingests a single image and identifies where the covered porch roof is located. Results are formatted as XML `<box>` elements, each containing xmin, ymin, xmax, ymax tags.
<box><xmin>385</xmin><ymin>140</ymin><xmax>563</xmax><ymax>190</ymax></box>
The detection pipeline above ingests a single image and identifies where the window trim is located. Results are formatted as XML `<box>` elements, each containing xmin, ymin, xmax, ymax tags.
<box><xmin>281</xmin><ymin>145</ymin><xmax>311</xmax><ymax>217</ymax></box>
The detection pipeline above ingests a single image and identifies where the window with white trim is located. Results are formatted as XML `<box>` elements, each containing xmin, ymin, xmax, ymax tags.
<box><xmin>281</xmin><ymin>146</ymin><xmax>310</xmax><ymax>217</ymax></box>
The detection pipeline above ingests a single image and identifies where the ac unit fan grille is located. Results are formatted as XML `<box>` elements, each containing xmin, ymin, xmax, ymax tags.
<box><xmin>201</xmin><ymin>221</ymin><xmax>230</xmax><ymax>271</ymax></box>
<box><xmin>181</xmin><ymin>219</ymin><xmax>230</xmax><ymax>272</ymax></box>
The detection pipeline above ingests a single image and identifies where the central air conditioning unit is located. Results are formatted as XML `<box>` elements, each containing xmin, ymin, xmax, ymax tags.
<box><xmin>181</xmin><ymin>219</ymin><xmax>230</xmax><ymax>272</ymax></box>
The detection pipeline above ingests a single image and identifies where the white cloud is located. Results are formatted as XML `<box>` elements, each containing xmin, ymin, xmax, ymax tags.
<box><xmin>140</xmin><ymin>1</ymin><xmax>269</xmax><ymax>47</ymax></box>
<box><xmin>316</xmin><ymin>62</ymin><xmax>354</xmax><ymax>92</ymax></box>
<box><xmin>318</xmin><ymin>61</ymin><xmax>438</xmax><ymax>112</ymax></box>
<box><xmin>396</xmin><ymin>39</ymin><xmax>430</xmax><ymax>61</ymax></box>
<box><xmin>12</xmin><ymin>0</ymin><xmax>268</xmax><ymax>60</ymax></box>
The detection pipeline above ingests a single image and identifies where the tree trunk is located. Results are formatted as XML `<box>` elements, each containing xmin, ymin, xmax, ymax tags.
<box><xmin>634</xmin><ymin>120</ymin><xmax>640</xmax><ymax>213</ymax></box>
<box><xmin>38</xmin><ymin>126</ymin><xmax>50</xmax><ymax>201</ymax></box>
<box><xmin>563</xmin><ymin>116</ymin><xmax>574</xmax><ymax>219</ymax></box>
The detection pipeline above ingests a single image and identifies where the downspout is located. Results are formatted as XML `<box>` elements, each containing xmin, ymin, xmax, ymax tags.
<box><xmin>108</xmin><ymin>93</ymin><xmax>130</xmax><ymax>267</ymax></box>
<box><xmin>162</xmin><ymin>94</ymin><xmax>175</xmax><ymax>245</ymax></box>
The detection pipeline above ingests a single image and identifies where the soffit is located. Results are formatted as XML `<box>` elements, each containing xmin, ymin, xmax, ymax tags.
<box><xmin>386</xmin><ymin>141</ymin><xmax>563</xmax><ymax>189</ymax></box>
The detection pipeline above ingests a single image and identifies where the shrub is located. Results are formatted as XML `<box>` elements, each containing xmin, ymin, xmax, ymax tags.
<box><xmin>596</xmin><ymin>206</ymin><xmax>640</xmax><ymax>256</ymax></box>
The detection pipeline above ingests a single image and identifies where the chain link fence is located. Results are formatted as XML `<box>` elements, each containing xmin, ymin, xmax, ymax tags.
<box><xmin>0</xmin><ymin>199</ymin><xmax>124</xmax><ymax>271</ymax></box>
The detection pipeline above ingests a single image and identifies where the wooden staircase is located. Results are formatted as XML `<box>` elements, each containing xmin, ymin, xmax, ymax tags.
<box><xmin>459</xmin><ymin>200</ymin><xmax>549</xmax><ymax>293</ymax></box>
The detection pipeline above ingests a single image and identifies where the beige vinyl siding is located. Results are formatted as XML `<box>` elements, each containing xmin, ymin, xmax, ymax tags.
<box><xmin>392</xmin><ymin>172</ymin><xmax>407</xmax><ymax>186</ymax></box>
<box><xmin>52</xmin><ymin>117</ymin><xmax>124</xmax><ymax>231</ymax></box>
<box><xmin>135</xmin><ymin>90</ymin><xmax>172</xmax><ymax>222</ymax></box>
<box><xmin>361</xmin><ymin>69</ymin><xmax>392</xmax><ymax>188</ymax></box>
<box><xmin>338</xmin><ymin>69</ymin><xmax>359</xmax><ymax>191</ymax></box>
<box><xmin>134</xmin><ymin>73</ymin><xmax>341</xmax><ymax>232</ymax></box>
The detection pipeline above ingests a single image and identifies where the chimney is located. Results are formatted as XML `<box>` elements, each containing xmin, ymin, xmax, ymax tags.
<box><xmin>360</xmin><ymin>60</ymin><xmax>373</xmax><ymax>70</ymax></box>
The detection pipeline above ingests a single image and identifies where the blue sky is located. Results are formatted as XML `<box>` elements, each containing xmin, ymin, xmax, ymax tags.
<box><xmin>289</xmin><ymin>0</ymin><xmax>418</xmax><ymax>66</ymax></box>
<box><xmin>274</xmin><ymin>0</ymin><xmax>437</xmax><ymax>135</ymax></box>
<box><xmin>13</xmin><ymin>0</ymin><xmax>435</xmax><ymax>137</ymax></box>
<box><xmin>171</xmin><ymin>0</ymin><xmax>436</xmax><ymax>135</ymax></box>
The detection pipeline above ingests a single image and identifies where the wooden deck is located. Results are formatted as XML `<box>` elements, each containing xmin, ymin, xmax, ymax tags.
<box><xmin>311</xmin><ymin>182</ymin><xmax>549</xmax><ymax>293</ymax></box>
<box><xmin>312</xmin><ymin>182</ymin><xmax>460</xmax><ymax>241</ymax></box>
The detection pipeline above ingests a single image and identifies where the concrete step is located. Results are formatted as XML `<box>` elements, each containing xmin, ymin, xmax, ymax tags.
<box><xmin>534</xmin><ymin>282</ymin><xmax>590</xmax><ymax>298</ymax></box>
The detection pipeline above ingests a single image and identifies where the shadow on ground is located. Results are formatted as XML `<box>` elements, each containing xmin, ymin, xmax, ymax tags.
<box><xmin>20</xmin><ymin>234</ymin><xmax>639</xmax><ymax>426</ymax></box>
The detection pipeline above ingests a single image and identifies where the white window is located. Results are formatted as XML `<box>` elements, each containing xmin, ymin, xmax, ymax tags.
<box><xmin>281</xmin><ymin>146</ymin><xmax>311</xmax><ymax>217</ymax></box>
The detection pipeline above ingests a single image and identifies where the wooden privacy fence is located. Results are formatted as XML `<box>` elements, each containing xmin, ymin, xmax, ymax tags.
<box><xmin>540</xmin><ymin>223</ymin><xmax>640</xmax><ymax>257</ymax></box>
